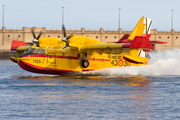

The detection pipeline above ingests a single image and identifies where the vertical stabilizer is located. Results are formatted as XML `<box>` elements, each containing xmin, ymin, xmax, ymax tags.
<box><xmin>128</xmin><ymin>17</ymin><xmax>152</xmax><ymax>40</ymax></box>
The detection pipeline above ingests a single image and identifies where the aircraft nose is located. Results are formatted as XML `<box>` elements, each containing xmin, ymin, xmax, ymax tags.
<box><xmin>17</xmin><ymin>56</ymin><xmax>30</xmax><ymax>63</ymax></box>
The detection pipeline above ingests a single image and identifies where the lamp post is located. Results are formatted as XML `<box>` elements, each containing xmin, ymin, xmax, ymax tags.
<box><xmin>171</xmin><ymin>9</ymin><xmax>174</xmax><ymax>30</ymax></box>
<box><xmin>171</xmin><ymin>9</ymin><xmax>174</xmax><ymax>48</ymax></box>
<box><xmin>2</xmin><ymin>5</ymin><xmax>4</xmax><ymax>27</ymax></box>
<box><xmin>62</xmin><ymin>7</ymin><xmax>64</xmax><ymax>26</ymax></box>
<box><xmin>118</xmin><ymin>8</ymin><xmax>121</xmax><ymax>29</ymax></box>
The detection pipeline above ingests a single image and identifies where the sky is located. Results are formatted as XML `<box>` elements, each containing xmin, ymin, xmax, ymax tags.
<box><xmin>0</xmin><ymin>0</ymin><xmax>180</xmax><ymax>31</ymax></box>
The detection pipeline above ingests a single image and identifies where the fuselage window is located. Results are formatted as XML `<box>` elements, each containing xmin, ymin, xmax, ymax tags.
<box><xmin>83</xmin><ymin>53</ymin><xmax>87</xmax><ymax>58</ymax></box>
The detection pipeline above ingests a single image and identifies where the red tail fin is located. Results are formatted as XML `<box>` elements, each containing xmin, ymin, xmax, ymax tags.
<box><xmin>11</xmin><ymin>40</ymin><xmax>28</xmax><ymax>51</ymax></box>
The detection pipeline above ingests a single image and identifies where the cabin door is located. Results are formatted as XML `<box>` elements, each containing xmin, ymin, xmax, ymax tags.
<box><xmin>47</xmin><ymin>53</ymin><xmax>56</xmax><ymax>66</ymax></box>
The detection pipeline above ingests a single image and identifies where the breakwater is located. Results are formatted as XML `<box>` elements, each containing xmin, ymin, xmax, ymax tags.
<box><xmin>0</xmin><ymin>51</ymin><xmax>16</xmax><ymax>60</ymax></box>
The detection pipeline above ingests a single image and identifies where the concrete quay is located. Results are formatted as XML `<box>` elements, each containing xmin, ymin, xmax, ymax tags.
<box><xmin>0</xmin><ymin>27</ymin><xmax>180</xmax><ymax>60</ymax></box>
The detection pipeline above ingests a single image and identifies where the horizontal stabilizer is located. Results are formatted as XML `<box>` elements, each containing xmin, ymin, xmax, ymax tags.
<box><xmin>11</xmin><ymin>40</ymin><xmax>28</xmax><ymax>51</ymax></box>
<box><xmin>130</xmin><ymin>36</ymin><xmax>154</xmax><ymax>49</ymax></box>
<box><xmin>151</xmin><ymin>40</ymin><xmax>168</xmax><ymax>44</ymax></box>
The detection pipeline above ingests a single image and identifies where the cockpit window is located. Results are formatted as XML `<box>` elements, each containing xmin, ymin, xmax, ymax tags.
<box><xmin>33</xmin><ymin>49</ymin><xmax>46</xmax><ymax>54</ymax></box>
<box><xmin>40</xmin><ymin>49</ymin><xmax>46</xmax><ymax>54</ymax></box>
<box><xmin>19</xmin><ymin>48</ymin><xmax>46</xmax><ymax>58</ymax></box>
<box><xmin>28</xmin><ymin>48</ymin><xmax>35</xmax><ymax>53</ymax></box>
<box><xmin>34</xmin><ymin>49</ymin><xmax>41</xmax><ymax>53</ymax></box>
<box><xmin>25</xmin><ymin>49</ymin><xmax>29</xmax><ymax>52</ymax></box>
<box><xmin>23</xmin><ymin>49</ymin><xmax>29</xmax><ymax>53</ymax></box>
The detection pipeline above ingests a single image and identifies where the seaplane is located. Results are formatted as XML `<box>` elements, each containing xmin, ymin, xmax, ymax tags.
<box><xmin>10</xmin><ymin>17</ymin><xmax>167</xmax><ymax>75</ymax></box>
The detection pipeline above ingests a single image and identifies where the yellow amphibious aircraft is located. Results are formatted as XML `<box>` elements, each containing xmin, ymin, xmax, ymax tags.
<box><xmin>10</xmin><ymin>17</ymin><xmax>166</xmax><ymax>75</ymax></box>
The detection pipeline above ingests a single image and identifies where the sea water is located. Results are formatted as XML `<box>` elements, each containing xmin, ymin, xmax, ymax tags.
<box><xmin>0</xmin><ymin>49</ymin><xmax>180</xmax><ymax>119</ymax></box>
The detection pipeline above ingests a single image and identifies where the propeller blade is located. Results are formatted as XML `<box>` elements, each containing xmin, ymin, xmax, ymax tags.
<box><xmin>67</xmin><ymin>34</ymin><xmax>73</xmax><ymax>40</ymax></box>
<box><xmin>37</xmin><ymin>31</ymin><xmax>43</xmax><ymax>40</ymax></box>
<box><xmin>31</xmin><ymin>30</ymin><xmax>36</xmax><ymax>39</ymax></box>
<box><xmin>31</xmin><ymin>30</ymin><xmax>42</xmax><ymax>47</ymax></box>
<box><xmin>62</xmin><ymin>24</ymin><xmax>66</xmax><ymax>38</ymax></box>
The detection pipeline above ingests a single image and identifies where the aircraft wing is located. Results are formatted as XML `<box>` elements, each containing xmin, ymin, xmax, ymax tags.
<box><xmin>80</xmin><ymin>35</ymin><xmax>154</xmax><ymax>50</ymax></box>
<box><xmin>11</xmin><ymin>40</ymin><xmax>28</xmax><ymax>51</ymax></box>
<box><xmin>80</xmin><ymin>43</ymin><xmax>131</xmax><ymax>50</ymax></box>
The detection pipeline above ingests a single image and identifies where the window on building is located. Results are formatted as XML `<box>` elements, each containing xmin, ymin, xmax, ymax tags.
<box><xmin>48</xmin><ymin>35</ymin><xmax>50</xmax><ymax>37</ymax></box>
<box><xmin>176</xmin><ymin>36</ymin><xmax>178</xmax><ymax>39</ymax></box>
<box><xmin>114</xmin><ymin>36</ymin><xmax>117</xmax><ymax>38</ymax></box>
<box><xmin>18</xmin><ymin>35</ymin><xmax>20</xmax><ymax>37</ymax></box>
<box><xmin>58</xmin><ymin>36</ymin><xmax>60</xmax><ymax>38</ymax></box>
<box><xmin>167</xmin><ymin>36</ymin><xmax>169</xmax><ymax>39</ymax></box>
<box><xmin>159</xmin><ymin>36</ymin><xmax>161</xmax><ymax>39</ymax></box>
<box><xmin>8</xmin><ymin>35</ymin><xmax>10</xmax><ymax>37</ymax></box>
<box><xmin>105</xmin><ymin>36</ymin><xmax>107</xmax><ymax>38</ymax></box>
<box><xmin>96</xmin><ymin>36</ymin><xmax>98</xmax><ymax>38</ymax></box>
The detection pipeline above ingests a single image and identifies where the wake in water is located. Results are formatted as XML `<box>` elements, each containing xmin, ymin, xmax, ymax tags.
<box><xmin>82</xmin><ymin>49</ymin><xmax>180</xmax><ymax>76</ymax></box>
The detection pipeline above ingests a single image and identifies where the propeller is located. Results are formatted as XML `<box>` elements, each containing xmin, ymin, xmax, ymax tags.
<box><xmin>61</xmin><ymin>24</ymin><xmax>73</xmax><ymax>48</ymax></box>
<box><xmin>31</xmin><ymin>30</ymin><xmax>42</xmax><ymax>47</ymax></box>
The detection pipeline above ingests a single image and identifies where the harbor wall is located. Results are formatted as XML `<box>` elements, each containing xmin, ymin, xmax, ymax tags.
<box><xmin>0</xmin><ymin>27</ymin><xmax>180</xmax><ymax>59</ymax></box>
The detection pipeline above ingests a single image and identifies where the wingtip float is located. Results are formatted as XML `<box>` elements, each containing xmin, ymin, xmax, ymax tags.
<box><xmin>10</xmin><ymin>17</ymin><xmax>167</xmax><ymax>75</ymax></box>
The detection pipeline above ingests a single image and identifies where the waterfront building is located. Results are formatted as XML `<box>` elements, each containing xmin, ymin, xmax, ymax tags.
<box><xmin>0</xmin><ymin>27</ymin><xmax>179</xmax><ymax>51</ymax></box>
